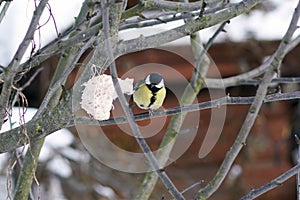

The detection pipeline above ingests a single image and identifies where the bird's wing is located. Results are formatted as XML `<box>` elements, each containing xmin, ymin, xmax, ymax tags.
<box><xmin>133</xmin><ymin>79</ymin><xmax>144</xmax><ymax>91</ymax></box>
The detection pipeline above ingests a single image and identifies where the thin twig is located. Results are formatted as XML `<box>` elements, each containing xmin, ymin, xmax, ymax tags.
<box><xmin>288</xmin><ymin>34</ymin><xmax>300</xmax><ymax>52</ymax></box>
<box><xmin>230</xmin><ymin>77</ymin><xmax>300</xmax><ymax>86</ymax></box>
<box><xmin>140</xmin><ymin>0</ymin><xmax>204</xmax><ymax>12</ymax></box>
<box><xmin>205</xmin><ymin>54</ymin><xmax>274</xmax><ymax>88</ymax></box>
<box><xmin>241</xmin><ymin>164</ymin><xmax>300</xmax><ymax>200</ymax></box>
<box><xmin>11</xmin><ymin>67</ymin><xmax>44</xmax><ymax>107</ymax></box>
<box><xmin>0</xmin><ymin>1</ymin><xmax>10</xmax><ymax>23</ymax></box>
<box><xmin>101</xmin><ymin>1</ymin><xmax>185</xmax><ymax>199</ymax></box>
<box><xmin>19</xmin><ymin>68</ymin><xmax>44</xmax><ymax>91</ymax></box>
<box><xmin>205</xmin><ymin>77</ymin><xmax>300</xmax><ymax>88</ymax></box>
<box><xmin>181</xmin><ymin>180</ymin><xmax>204</xmax><ymax>194</ymax></box>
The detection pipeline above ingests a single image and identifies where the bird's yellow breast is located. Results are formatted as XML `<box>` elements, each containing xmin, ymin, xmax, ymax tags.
<box><xmin>133</xmin><ymin>84</ymin><xmax>166</xmax><ymax>110</ymax></box>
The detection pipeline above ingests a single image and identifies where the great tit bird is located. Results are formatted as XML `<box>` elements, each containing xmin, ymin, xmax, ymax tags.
<box><xmin>133</xmin><ymin>73</ymin><xmax>166</xmax><ymax>111</ymax></box>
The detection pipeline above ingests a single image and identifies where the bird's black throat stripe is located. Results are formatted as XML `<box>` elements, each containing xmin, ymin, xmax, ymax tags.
<box><xmin>149</xmin><ymin>93</ymin><xmax>157</xmax><ymax>108</ymax></box>
<box><xmin>146</xmin><ymin>84</ymin><xmax>159</xmax><ymax>108</ymax></box>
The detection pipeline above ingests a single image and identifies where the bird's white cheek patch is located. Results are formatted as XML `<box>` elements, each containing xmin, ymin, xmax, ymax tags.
<box><xmin>156</xmin><ymin>79</ymin><xmax>164</xmax><ymax>88</ymax></box>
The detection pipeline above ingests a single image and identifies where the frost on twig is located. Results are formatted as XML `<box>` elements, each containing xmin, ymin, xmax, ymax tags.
<box><xmin>80</xmin><ymin>74</ymin><xmax>133</xmax><ymax>121</ymax></box>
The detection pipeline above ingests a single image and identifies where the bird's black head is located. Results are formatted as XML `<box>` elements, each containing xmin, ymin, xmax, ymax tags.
<box><xmin>145</xmin><ymin>73</ymin><xmax>164</xmax><ymax>90</ymax></box>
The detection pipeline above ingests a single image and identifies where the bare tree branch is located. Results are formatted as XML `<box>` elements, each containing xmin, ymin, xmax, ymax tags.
<box><xmin>13</xmin><ymin>138</ymin><xmax>44</xmax><ymax>200</ymax></box>
<box><xmin>101</xmin><ymin>1</ymin><xmax>185</xmax><ymax>199</ymax></box>
<box><xmin>140</xmin><ymin>0</ymin><xmax>205</xmax><ymax>12</ymax></box>
<box><xmin>0</xmin><ymin>0</ymin><xmax>49</xmax><ymax>129</ymax></box>
<box><xmin>205</xmin><ymin>77</ymin><xmax>300</xmax><ymax>88</ymax></box>
<box><xmin>73</xmin><ymin>91</ymin><xmax>300</xmax><ymax>127</ymax></box>
<box><xmin>117</xmin><ymin>0</ymin><xmax>260</xmax><ymax>56</ymax></box>
<box><xmin>196</xmin><ymin>1</ymin><xmax>300</xmax><ymax>198</ymax></box>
